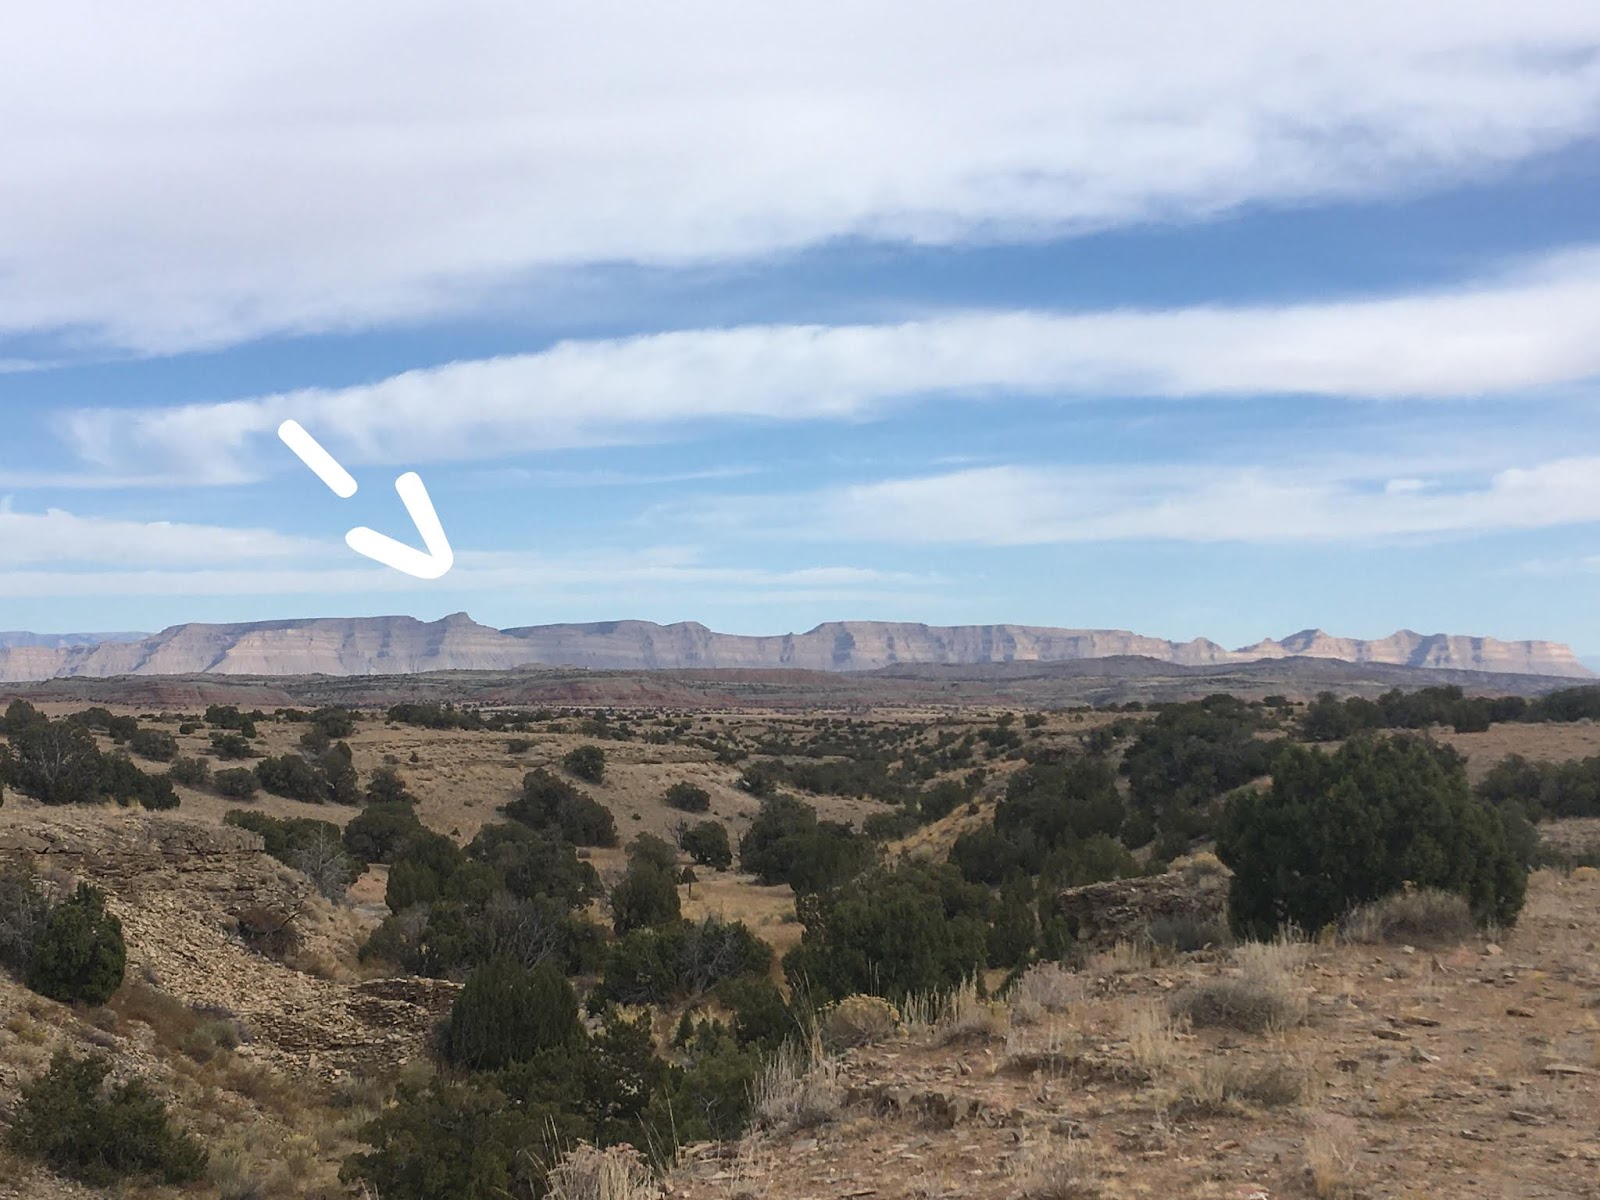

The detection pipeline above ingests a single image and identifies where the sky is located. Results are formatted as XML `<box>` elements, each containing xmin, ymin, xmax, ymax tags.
<box><xmin>2</xmin><ymin>2</ymin><xmax>1600</xmax><ymax>659</ymax></box>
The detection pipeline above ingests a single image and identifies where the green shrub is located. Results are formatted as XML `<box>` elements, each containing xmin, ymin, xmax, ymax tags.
<box><xmin>1</xmin><ymin>698</ymin><xmax>44</xmax><ymax>734</ymax></box>
<box><xmin>599</xmin><ymin>917</ymin><xmax>770</xmax><ymax>1004</ymax></box>
<box><xmin>308</xmin><ymin>706</ymin><xmax>358</xmax><ymax>739</ymax></box>
<box><xmin>6</xmin><ymin>1050</ymin><xmax>207</xmax><ymax>1185</ymax></box>
<box><xmin>664</xmin><ymin>781</ymin><xmax>711</xmax><ymax>812</ymax></box>
<box><xmin>466</xmin><ymin>822</ymin><xmax>602</xmax><ymax>909</ymax></box>
<box><xmin>167</xmin><ymin>756</ymin><xmax>210</xmax><ymax>787</ymax></box>
<box><xmin>739</xmin><ymin>795</ymin><xmax>870</xmax><ymax>893</ymax></box>
<box><xmin>209</xmin><ymin>731</ymin><xmax>255</xmax><ymax>760</ymax></box>
<box><xmin>128</xmin><ymin>728</ymin><xmax>179</xmax><ymax>763</ymax></box>
<box><xmin>783</xmin><ymin>863</ymin><xmax>990</xmax><ymax>1003</ymax></box>
<box><xmin>562</xmin><ymin>744</ymin><xmax>607</xmax><ymax>783</ymax></box>
<box><xmin>1218</xmin><ymin>734</ymin><xmax>1528</xmax><ymax>938</ymax></box>
<box><xmin>27</xmin><ymin>883</ymin><xmax>126</xmax><ymax>1005</ymax></box>
<box><xmin>610</xmin><ymin>860</ymin><xmax>681</xmax><ymax>934</ymax></box>
<box><xmin>716</xmin><ymin>974</ymin><xmax>796</xmax><ymax>1051</ymax></box>
<box><xmin>213</xmin><ymin>767</ymin><xmax>259</xmax><ymax>799</ymax></box>
<box><xmin>443</xmin><ymin>957</ymin><xmax>584</xmax><ymax>1071</ymax></box>
<box><xmin>254</xmin><ymin>753</ymin><xmax>322</xmax><ymax>801</ymax></box>
<box><xmin>97</xmin><ymin>753</ymin><xmax>180</xmax><ymax>810</ymax></box>
<box><xmin>505</xmin><ymin>768</ymin><xmax>617</xmax><ymax>846</ymax></box>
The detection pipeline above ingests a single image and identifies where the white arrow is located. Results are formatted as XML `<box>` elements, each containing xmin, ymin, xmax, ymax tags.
<box><xmin>278</xmin><ymin>420</ymin><xmax>455</xmax><ymax>581</ymax></box>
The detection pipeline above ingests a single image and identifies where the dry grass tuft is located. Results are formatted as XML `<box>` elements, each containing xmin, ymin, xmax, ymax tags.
<box><xmin>546</xmin><ymin>1142</ymin><xmax>660</xmax><ymax>1200</ymax></box>
<box><xmin>1086</xmin><ymin>939</ymin><xmax>1155</xmax><ymax>974</ymax></box>
<box><xmin>1342</xmin><ymin>887</ymin><xmax>1476</xmax><ymax>948</ymax></box>
<box><xmin>1124</xmin><ymin>1000</ymin><xmax>1180</xmax><ymax>1074</ymax></box>
<box><xmin>819</xmin><ymin>994</ymin><xmax>901</xmax><ymax>1051</ymax></box>
<box><xmin>1002</xmin><ymin>1019</ymin><xmax>1085</xmax><ymax>1075</ymax></box>
<box><xmin>1304</xmin><ymin>1124</ymin><xmax>1359</xmax><ymax>1198</ymax></box>
<box><xmin>749</xmin><ymin>1032</ymin><xmax>843</xmax><ymax>1133</ymax></box>
<box><xmin>1004</xmin><ymin>960</ymin><xmax>1081</xmax><ymax>1017</ymax></box>
<box><xmin>1006</xmin><ymin>1134</ymin><xmax>1104</xmax><ymax>1200</ymax></box>
<box><xmin>927</xmin><ymin>977</ymin><xmax>1010</xmax><ymax>1046</ymax></box>
<box><xmin>1171</xmin><ymin>1056</ymin><xmax>1307</xmax><ymax>1117</ymax></box>
<box><xmin>1173</xmin><ymin>936</ymin><xmax>1308</xmax><ymax>1034</ymax></box>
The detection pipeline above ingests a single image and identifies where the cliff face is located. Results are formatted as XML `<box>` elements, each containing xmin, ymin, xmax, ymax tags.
<box><xmin>0</xmin><ymin>615</ymin><xmax>1589</xmax><ymax>682</ymax></box>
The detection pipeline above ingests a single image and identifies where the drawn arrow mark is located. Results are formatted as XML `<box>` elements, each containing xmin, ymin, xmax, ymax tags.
<box><xmin>278</xmin><ymin>420</ymin><xmax>455</xmax><ymax>581</ymax></box>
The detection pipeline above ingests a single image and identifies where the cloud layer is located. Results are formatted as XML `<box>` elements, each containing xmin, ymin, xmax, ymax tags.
<box><xmin>683</xmin><ymin>455</ymin><xmax>1600</xmax><ymax>546</ymax></box>
<box><xmin>57</xmin><ymin>245</ymin><xmax>1600</xmax><ymax>482</ymax></box>
<box><xmin>4</xmin><ymin>2</ymin><xmax>1600</xmax><ymax>351</ymax></box>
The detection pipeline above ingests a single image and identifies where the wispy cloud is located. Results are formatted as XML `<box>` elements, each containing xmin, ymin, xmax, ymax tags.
<box><xmin>676</xmin><ymin>454</ymin><xmax>1600</xmax><ymax>546</ymax></box>
<box><xmin>49</xmin><ymin>245</ymin><xmax>1600</xmax><ymax>484</ymax></box>
<box><xmin>0</xmin><ymin>550</ymin><xmax>936</xmax><ymax>601</ymax></box>
<box><xmin>0</xmin><ymin>505</ymin><xmax>330</xmax><ymax>568</ymax></box>
<box><xmin>3</xmin><ymin>4</ymin><xmax>1600</xmax><ymax>351</ymax></box>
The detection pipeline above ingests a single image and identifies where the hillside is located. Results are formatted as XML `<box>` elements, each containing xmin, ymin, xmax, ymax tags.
<box><xmin>0</xmin><ymin>615</ymin><xmax>1590</xmax><ymax>684</ymax></box>
<box><xmin>2</xmin><ymin>654</ymin><xmax>1590</xmax><ymax>716</ymax></box>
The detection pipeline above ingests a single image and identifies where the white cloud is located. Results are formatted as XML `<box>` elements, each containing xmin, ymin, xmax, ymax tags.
<box><xmin>681</xmin><ymin>454</ymin><xmax>1600</xmax><ymax>545</ymax></box>
<box><xmin>0</xmin><ymin>551</ymin><xmax>933</xmax><ymax>600</ymax></box>
<box><xmin>0</xmin><ymin>506</ymin><xmax>328</xmax><ymax>568</ymax></box>
<box><xmin>54</xmin><ymin>245</ymin><xmax>1600</xmax><ymax>481</ymax></box>
<box><xmin>3</xmin><ymin>2</ymin><xmax>1599</xmax><ymax>351</ymax></box>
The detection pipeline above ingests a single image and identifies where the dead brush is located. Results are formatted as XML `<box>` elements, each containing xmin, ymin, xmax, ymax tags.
<box><xmin>1303</xmin><ymin>1123</ymin><xmax>1359</xmax><ymax>1198</ymax></box>
<box><xmin>1010</xmin><ymin>961</ymin><xmax>1084</xmax><ymax>1015</ymax></box>
<box><xmin>1085</xmin><ymin>939</ymin><xmax>1154</xmax><ymax>975</ymax></box>
<box><xmin>819</xmin><ymin>994</ymin><xmax>901</xmax><ymax>1051</ymax></box>
<box><xmin>1002</xmin><ymin>1019</ymin><xmax>1085</xmax><ymax>1075</ymax></box>
<box><xmin>1341</xmin><ymin>887</ymin><xmax>1475</xmax><ymax>948</ymax></box>
<box><xmin>749</xmin><ymin>1031</ymin><xmax>842</xmax><ymax>1133</ymax></box>
<box><xmin>1124</xmin><ymin>1000</ymin><xmax>1180</xmax><ymax>1074</ymax></box>
<box><xmin>545</xmin><ymin>1141</ymin><xmax>660</xmax><ymax>1200</ymax></box>
<box><xmin>927</xmin><ymin>977</ymin><xmax>1009</xmax><ymax>1046</ymax></box>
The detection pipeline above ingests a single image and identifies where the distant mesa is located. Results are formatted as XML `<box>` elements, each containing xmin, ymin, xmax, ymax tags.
<box><xmin>0</xmin><ymin>615</ymin><xmax>1588</xmax><ymax>683</ymax></box>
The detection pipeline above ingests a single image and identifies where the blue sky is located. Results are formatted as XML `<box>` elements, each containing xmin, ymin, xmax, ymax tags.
<box><xmin>3</xmin><ymin>3</ymin><xmax>1600</xmax><ymax>659</ymax></box>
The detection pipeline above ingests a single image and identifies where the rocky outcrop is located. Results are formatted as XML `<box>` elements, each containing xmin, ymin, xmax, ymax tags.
<box><xmin>0</xmin><ymin>815</ymin><xmax>308</xmax><ymax>909</ymax></box>
<box><xmin>1</xmin><ymin>615</ymin><xmax>1589</xmax><ymax>682</ymax></box>
<box><xmin>0</xmin><ymin>810</ymin><xmax>452</xmax><ymax>1078</ymax></box>
<box><xmin>1052</xmin><ymin>870</ymin><xmax>1230</xmax><ymax>951</ymax></box>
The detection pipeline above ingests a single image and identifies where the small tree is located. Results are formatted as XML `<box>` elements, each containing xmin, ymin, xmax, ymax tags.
<box><xmin>289</xmin><ymin>825</ymin><xmax>359</xmax><ymax>901</ymax></box>
<box><xmin>26</xmin><ymin>884</ymin><xmax>126</xmax><ymax>1006</ymax></box>
<box><xmin>343</xmin><ymin>800</ymin><xmax>425</xmax><ymax>864</ymax></box>
<box><xmin>627</xmin><ymin>832</ymin><xmax>679</xmax><ymax>872</ymax></box>
<box><xmin>0</xmin><ymin>860</ymin><xmax>54</xmax><ymax>975</ymax></box>
<box><xmin>6</xmin><ymin>1051</ymin><xmax>206</xmax><ymax>1185</ymax></box>
<box><xmin>679</xmin><ymin>820</ymin><xmax>734</xmax><ymax>870</ymax></box>
<box><xmin>562</xmin><ymin>745</ymin><xmax>607</xmax><ymax>783</ymax></box>
<box><xmin>5</xmin><ymin>719</ymin><xmax>103</xmax><ymax>805</ymax></box>
<box><xmin>365</xmin><ymin>765</ymin><xmax>414</xmax><ymax>806</ymax></box>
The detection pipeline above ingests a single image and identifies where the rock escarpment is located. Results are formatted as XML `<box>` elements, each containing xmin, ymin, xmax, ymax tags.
<box><xmin>0</xmin><ymin>614</ymin><xmax>1589</xmax><ymax>681</ymax></box>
